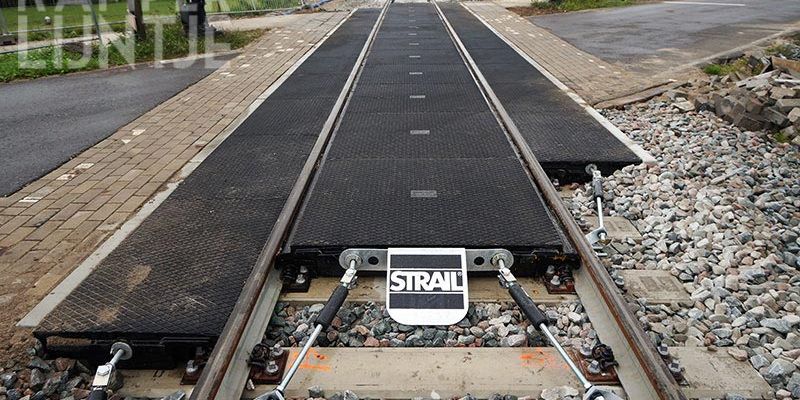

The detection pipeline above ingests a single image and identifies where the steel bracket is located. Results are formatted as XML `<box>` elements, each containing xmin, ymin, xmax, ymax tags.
<box><xmin>585</xmin><ymin>227</ymin><xmax>608</xmax><ymax>248</ymax></box>
<box><xmin>338</xmin><ymin>248</ymin><xmax>514</xmax><ymax>271</ymax></box>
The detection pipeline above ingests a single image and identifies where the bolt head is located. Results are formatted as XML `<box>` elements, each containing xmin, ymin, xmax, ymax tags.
<box><xmin>266</xmin><ymin>360</ymin><xmax>279</xmax><ymax>375</ymax></box>
<box><xmin>97</xmin><ymin>364</ymin><xmax>112</xmax><ymax>376</ymax></box>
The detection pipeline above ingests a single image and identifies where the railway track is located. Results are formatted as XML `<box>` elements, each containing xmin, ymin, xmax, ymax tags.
<box><xmin>25</xmin><ymin>1</ymin><xmax>687</xmax><ymax>399</ymax></box>
<box><xmin>187</xmin><ymin>1</ymin><xmax>682</xmax><ymax>399</ymax></box>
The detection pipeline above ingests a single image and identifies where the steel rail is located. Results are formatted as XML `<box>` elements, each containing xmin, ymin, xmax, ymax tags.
<box><xmin>188</xmin><ymin>2</ymin><xmax>390</xmax><ymax>399</ymax></box>
<box><xmin>432</xmin><ymin>2</ymin><xmax>686</xmax><ymax>400</ymax></box>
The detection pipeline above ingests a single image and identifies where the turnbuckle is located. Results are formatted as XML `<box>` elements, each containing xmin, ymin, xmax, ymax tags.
<box><xmin>493</xmin><ymin>254</ymin><xmax>622</xmax><ymax>400</ymax></box>
<box><xmin>585</xmin><ymin>165</ymin><xmax>609</xmax><ymax>250</ymax></box>
<box><xmin>255</xmin><ymin>258</ymin><xmax>361</xmax><ymax>400</ymax></box>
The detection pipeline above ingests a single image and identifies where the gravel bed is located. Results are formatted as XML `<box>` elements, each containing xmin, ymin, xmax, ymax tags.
<box><xmin>264</xmin><ymin>301</ymin><xmax>595</xmax><ymax>350</ymax></box>
<box><xmin>573</xmin><ymin>99</ymin><xmax>800</xmax><ymax>398</ymax></box>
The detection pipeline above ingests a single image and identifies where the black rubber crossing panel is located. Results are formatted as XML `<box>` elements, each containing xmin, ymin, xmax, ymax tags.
<box><xmin>35</xmin><ymin>9</ymin><xmax>380</xmax><ymax>344</ymax></box>
<box><xmin>439</xmin><ymin>4</ymin><xmax>640</xmax><ymax>179</ymax></box>
<box><xmin>290</xmin><ymin>158</ymin><xmax>565</xmax><ymax>251</ymax></box>
<box><xmin>287</xmin><ymin>3</ymin><xmax>570</xmax><ymax>276</ymax></box>
<box><xmin>326</xmin><ymin>112</ymin><xmax>513</xmax><ymax>159</ymax></box>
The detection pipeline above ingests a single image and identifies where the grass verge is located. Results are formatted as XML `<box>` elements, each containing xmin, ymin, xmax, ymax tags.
<box><xmin>0</xmin><ymin>21</ymin><xmax>263</xmax><ymax>82</ymax></box>
<box><xmin>1</xmin><ymin>0</ymin><xmax>177</xmax><ymax>33</ymax></box>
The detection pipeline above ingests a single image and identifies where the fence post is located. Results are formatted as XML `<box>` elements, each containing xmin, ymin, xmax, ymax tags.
<box><xmin>83</xmin><ymin>0</ymin><xmax>103</xmax><ymax>43</ymax></box>
<box><xmin>127</xmin><ymin>0</ymin><xmax>146</xmax><ymax>40</ymax></box>
<box><xmin>0</xmin><ymin>4</ymin><xmax>16</xmax><ymax>44</ymax></box>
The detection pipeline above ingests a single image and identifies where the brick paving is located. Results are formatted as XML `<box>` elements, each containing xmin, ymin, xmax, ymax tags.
<box><xmin>463</xmin><ymin>2</ymin><xmax>669</xmax><ymax>105</ymax></box>
<box><xmin>0</xmin><ymin>10</ymin><xmax>347</xmax><ymax>360</ymax></box>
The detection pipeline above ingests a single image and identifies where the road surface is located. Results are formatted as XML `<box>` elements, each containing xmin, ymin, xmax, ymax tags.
<box><xmin>532</xmin><ymin>0</ymin><xmax>800</xmax><ymax>74</ymax></box>
<box><xmin>0</xmin><ymin>56</ymin><xmax>232</xmax><ymax>197</ymax></box>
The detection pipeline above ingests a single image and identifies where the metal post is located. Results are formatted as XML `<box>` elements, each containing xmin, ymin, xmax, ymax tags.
<box><xmin>83</xmin><ymin>0</ymin><xmax>103</xmax><ymax>44</ymax></box>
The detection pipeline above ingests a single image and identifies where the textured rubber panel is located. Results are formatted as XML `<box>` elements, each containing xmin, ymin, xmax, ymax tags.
<box><xmin>35</xmin><ymin>9</ymin><xmax>380</xmax><ymax>341</ymax></box>
<box><xmin>287</xmin><ymin>3</ymin><xmax>569</xmax><ymax>275</ymax></box>
<box><xmin>291</xmin><ymin>158</ymin><xmax>564</xmax><ymax>250</ymax></box>
<box><xmin>326</xmin><ymin>112</ymin><xmax>513</xmax><ymax>159</ymax></box>
<box><xmin>439</xmin><ymin>4</ymin><xmax>640</xmax><ymax>178</ymax></box>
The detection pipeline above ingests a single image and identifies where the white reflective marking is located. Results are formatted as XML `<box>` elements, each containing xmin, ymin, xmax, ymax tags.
<box><xmin>409</xmin><ymin>42</ymin><xmax>419</xmax><ymax>45</ymax></box>
<box><xmin>410</xmin><ymin>129</ymin><xmax>430</xmax><ymax>135</ymax></box>
<box><xmin>409</xmin><ymin>71</ymin><xmax>423</xmax><ymax>75</ymax></box>
<box><xmin>409</xmin><ymin>55</ymin><xmax>421</xmax><ymax>58</ymax></box>
<box><xmin>19</xmin><ymin>196</ymin><xmax>42</xmax><ymax>203</ymax></box>
<box><xmin>409</xmin><ymin>95</ymin><xmax>426</xmax><ymax>99</ymax></box>
<box><xmin>410</xmin><ymin>190</ymin><xmax>437</xmax><ymax>198</ymax></box>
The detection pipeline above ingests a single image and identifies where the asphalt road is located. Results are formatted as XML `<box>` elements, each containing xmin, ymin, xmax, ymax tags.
<box><xmin>532</xmin><ymin>0</ymin><xmax>800</xmax><ymax>74</ymax></box>
<box><xmin>0</xmin><ymin>57</ymin><xmax>231</xmax><ymax>197</ymax></box>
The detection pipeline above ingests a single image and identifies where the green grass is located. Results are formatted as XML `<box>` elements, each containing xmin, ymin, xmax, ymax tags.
<box><xmin>702</xmin><ymin>58</ymin><xmax>756</xmax><ymax>76</ymax></box>
<box><xmin>529</xmin><ymin>0</ymin><xmax>639</xmax><ymax>12</ymax></box>
<box><xmin>0</xmin><ymin>21</ymin><xmax>263</xmax><ymax>82</ymax></box>
<box><xmin>774</xmin><ymin>130</ymin><xmax>793</xmax><ymax>144</ymax></box>
<box><xmin>1</xmin><ymin>0</ymin><xmax>177</xmax><ymax>33</ymax></box>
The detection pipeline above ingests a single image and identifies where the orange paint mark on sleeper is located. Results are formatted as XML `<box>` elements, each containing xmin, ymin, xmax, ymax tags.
<box><xmin>519</xmin><ymin>351</ymin><xmax>568</xmax><ymax>369</ymax></box>
<box><xmin>289</xmin><ymin>349</ymin><xmax>332</xmax><ymax>372</ymax></box>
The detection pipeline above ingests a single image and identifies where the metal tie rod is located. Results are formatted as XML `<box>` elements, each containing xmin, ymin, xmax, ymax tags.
<box><xmin>584</xmin><ymin>164</ymin><xmax>609</xmax><ymax>249</ymax></box>
<box><xmin>492</xmin><ymin>253</ymin><xmax>622</xmax><ymax>400</ymax></box>
<box><xmin>87</xmin><ymin>342</ymin><xmax>133</xmax><ymax>400</ymax></box>
<box><xmin>255</xmin><ymin>257</ymin><xmax>361</xmax><ymax>400</ymax></box>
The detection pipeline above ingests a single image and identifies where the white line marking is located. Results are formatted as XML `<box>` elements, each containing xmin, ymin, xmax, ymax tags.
<box><xmin>410</xmin><ymin>129</ymin><xmax>430</xmax><ymax>135</ymax></box>
<box><xmin>664</xmin><ymin>1</ymin><xmax>746</xmax><ymax>6</ymax></box>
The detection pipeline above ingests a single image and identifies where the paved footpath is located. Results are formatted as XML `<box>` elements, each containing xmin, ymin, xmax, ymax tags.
<box><xmin>0</xmin><ymin>11</ymin><xmax>346</xmax><ymax>360</ymax></box>
<box><xmin>463</xmin><ymin>2</ymin><xmax>668</xmax><ymax>105</ymax></box>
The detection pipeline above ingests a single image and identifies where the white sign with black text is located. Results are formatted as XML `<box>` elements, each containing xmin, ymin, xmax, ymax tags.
<box><xmin>386</xmin><ymin>248</ymin><xmax>469</xmax><ymax>326</ymax></box>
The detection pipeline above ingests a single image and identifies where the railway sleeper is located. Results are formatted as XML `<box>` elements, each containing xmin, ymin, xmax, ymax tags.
<box><xmin>250</xmin><ymin>248</ymin><xmax>621</xmax><ymax>400</ymax></box>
